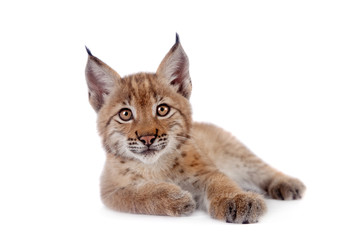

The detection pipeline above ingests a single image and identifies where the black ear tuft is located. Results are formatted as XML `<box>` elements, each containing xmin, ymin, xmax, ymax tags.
<box><xmin>175</xmin><ymin>33</ymin><xmax>180</xmax><ymax>44</ymax></box>
<box><xmin>85</xmin><ymin>46</ymin><xmax>93</xmax><ymax>57</ymax></box>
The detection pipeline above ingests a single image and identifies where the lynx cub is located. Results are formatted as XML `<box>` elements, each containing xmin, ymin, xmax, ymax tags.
<box><xmin>85</xmin><ymin>34</ymin><xmax>305</xmax><ymax>223</ymax></box>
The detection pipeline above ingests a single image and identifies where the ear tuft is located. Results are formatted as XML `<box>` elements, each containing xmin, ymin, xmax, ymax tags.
<box><xmin>85</xmin><ymin>46</ymin><xmax>93</xmax><ymax>57</ymax></box>
<box><xmin>175</xmin><ymin>33</ymin><xmax>180</xmax><ymax>44</ymax></box>
<box><xmin>156</xmin><ymin>34</ymin><xmax>192</xmax><ymax>99</ymax></box>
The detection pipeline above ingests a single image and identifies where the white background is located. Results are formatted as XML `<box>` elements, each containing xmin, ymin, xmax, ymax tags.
<box><xmin>1</xmin><ymin>0</ymin><xmax>359</xmax><ymax>239</ymax></box>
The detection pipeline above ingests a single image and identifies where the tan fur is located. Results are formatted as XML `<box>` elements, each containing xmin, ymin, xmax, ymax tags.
<box><xmin>85</xmin><ymin>35</ymin><xmax>305</xmax><ymax>224</ymax></box>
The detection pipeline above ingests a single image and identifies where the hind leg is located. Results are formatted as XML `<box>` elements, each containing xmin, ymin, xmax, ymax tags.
<box><xmin>217</xmin><ymin>144</ymin><xmax>305</xmax><ymax>200</ymax></box>
<box><xmin>192</xmin><ymin>123</ymin><xmax>306</xmax><ymax>200</ymax></box>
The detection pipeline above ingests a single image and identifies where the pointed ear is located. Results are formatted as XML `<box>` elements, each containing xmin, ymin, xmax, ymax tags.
<box><xmin>85</xmin><ymin>47</ymin><xmax>121</xmax><ymax>112</ymax></box>
<box><xmin>156</xmin><ymin>34</ymin><xmax>192</xmax><ymax>99</ymax></box>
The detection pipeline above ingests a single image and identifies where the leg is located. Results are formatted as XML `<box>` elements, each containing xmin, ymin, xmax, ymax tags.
<box><xmin>101</xmin><ymin>180</ymin><xmax>196</xmax><ymax>216</ymax></box>
<box><xmin>192</xmin><ymin>123</ymin><xmax>306</xmax><ymax>200</ymax></box>
<box><xmin>218</xmin><ymin>144</ymin><xmax>306</xmax><ymax>200</ymax></box>
<box><xmin>179</xmin><ymin>149</ymin><xmax>266</xmax><ymax>223</ymax></box>
<box><xmin>197</xmin><ymin>169</ymin><xmax>266</xmax><ymax>223</ymax></box>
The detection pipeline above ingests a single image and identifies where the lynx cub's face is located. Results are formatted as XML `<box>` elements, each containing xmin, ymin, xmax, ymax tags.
<box><xmin>85</xmin><ymin>35</ymin><xmax>192</xmax><ymax>164</ymax></box>
<box><xmin>98</xmin><ymin>73</ymin><xmax>192</xmax><ymax>164</ymax></box>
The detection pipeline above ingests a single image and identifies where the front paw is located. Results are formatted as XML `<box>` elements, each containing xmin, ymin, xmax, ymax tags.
<box><xmin>268</xmin><ymin>177</ymin><xmax>306</xmax><ymax>200</ymax></box>
<box><xmin>209</xmin><ymin>192</ymin><xmax>266</xmax><ymax>224</ymax></box>
<box><xmin>160</xmin><ymin>188</ymin><xmax>196</xmax><ymax>216</ymax></box>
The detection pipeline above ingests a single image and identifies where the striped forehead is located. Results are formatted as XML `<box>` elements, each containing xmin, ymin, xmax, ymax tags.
<box><xmin>125</xmin><ymin>73</ymin><xmax>158</xmax><ymax>106</ymax></box>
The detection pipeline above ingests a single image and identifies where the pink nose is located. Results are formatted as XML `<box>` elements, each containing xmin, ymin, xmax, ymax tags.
<box><xmin>139</xmin><ymin>135</ymin><xmax>156</xmax><ymax>146</ymax></box>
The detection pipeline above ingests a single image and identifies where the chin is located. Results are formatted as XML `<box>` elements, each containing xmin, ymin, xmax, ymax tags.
<box><xmin>128</xmin><ymin>148</ymin><xmax>159</xmax><ymax>164</ymax></box>
<box><xmin>137</xmin><ymin>147</ymin><xmax>173</xmax><ymax>165</ymax></box>
<box><xmin>137</xmin><ymin>153</ymin><xmax>162</xmax><ymax>164</ymax></box>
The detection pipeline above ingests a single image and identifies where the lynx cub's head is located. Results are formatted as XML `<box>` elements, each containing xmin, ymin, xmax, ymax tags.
<box><xmin>85</xmin><ymin>35</ymin><xmax>192</xmax><ymax>164</ymax></box>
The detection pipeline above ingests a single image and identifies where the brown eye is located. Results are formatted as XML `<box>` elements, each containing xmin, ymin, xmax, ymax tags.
<box><xmin>157</xmin><ymin>104</ymin><xmax>170</xmax><ymax>117</ymax></box>
<box><xmin>119</xmin><ymin>108</ymin><xmax>133</xmax><ymax>121</ymax></box>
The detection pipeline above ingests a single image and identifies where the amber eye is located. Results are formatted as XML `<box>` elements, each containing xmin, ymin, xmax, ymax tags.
<box><xmin>157</xmin><ymin>104</ymin><xmax>170</xmax><ymax>117</ymax></box>
<box><xmin>119</xmin><ymin>108</ymin><xmax>133</xmax><ymax>121</ymax></box>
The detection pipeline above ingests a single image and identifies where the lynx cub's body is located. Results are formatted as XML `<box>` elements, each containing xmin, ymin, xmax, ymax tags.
<box><xmin>85</xmin><ymin>35</ymin><xmax>305</xmax><ymax>223</ymax></box>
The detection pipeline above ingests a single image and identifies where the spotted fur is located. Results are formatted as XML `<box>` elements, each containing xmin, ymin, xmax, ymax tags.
<box><xmin>85</xmin><ymin>35</ymin><xmax>305</xmax><ymax>223</ymax></box>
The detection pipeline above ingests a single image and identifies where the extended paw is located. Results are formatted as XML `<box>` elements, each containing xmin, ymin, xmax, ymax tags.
<box><xmin>210</xmin><ymin>192</ymin><xmax>266</xmax><ymax>224</ymax></box>
<box><xmin>268</xmin><ymin>177</ymin><xmax>306</xmax><ymax>200</ymax></box>
<box><xmin>161</xmin><ymin>188</ymin><xmax>196</xmax><ymax>216</ymax></box>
